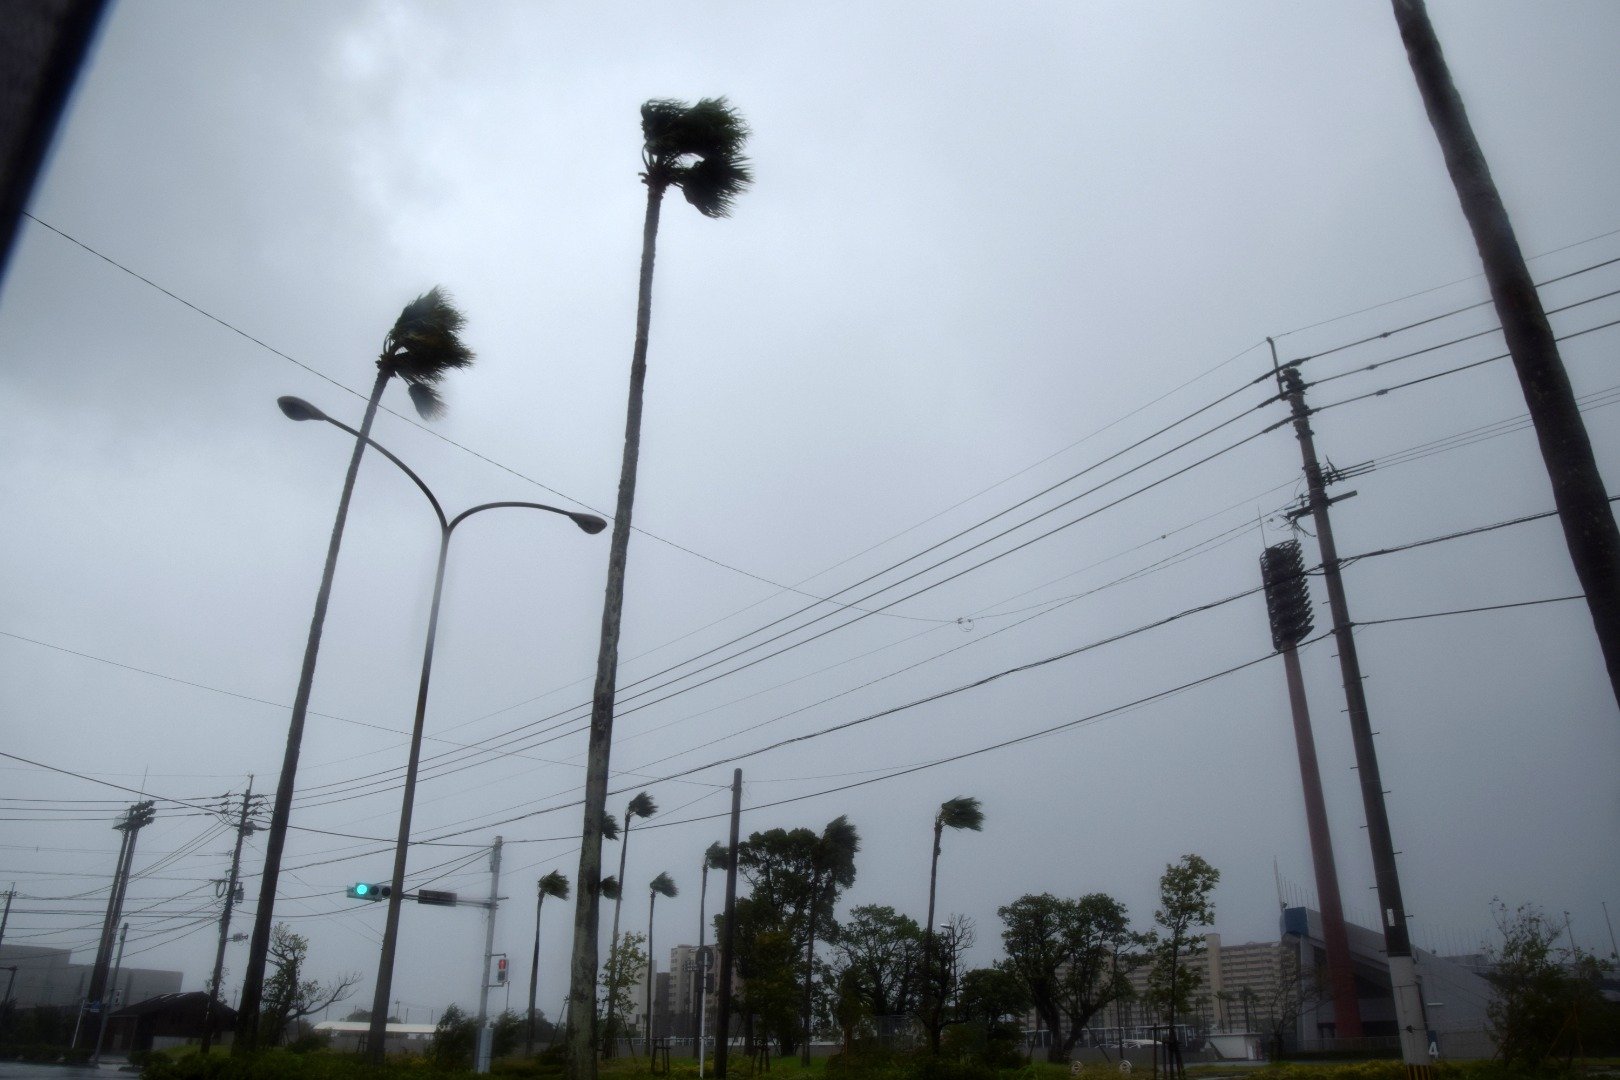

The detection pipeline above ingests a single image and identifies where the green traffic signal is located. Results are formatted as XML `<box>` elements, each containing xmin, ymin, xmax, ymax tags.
<box><xmin>346</xmin><ymin>882</ymin><xmax>389</xmax><ymax>901</ymax></box>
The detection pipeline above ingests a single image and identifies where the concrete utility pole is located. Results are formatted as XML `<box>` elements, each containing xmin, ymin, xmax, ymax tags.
<box><xmin>1260</xmin><ymin>542</ymin><xmax>1362</xmax><ymax>1038</ymax></box>
<box><xmin>1390</xmin><ymin>0</ymin><xmax>1620</xmax><ymax>710</ymax></box>
<box><xmin>712</xmin><ymin>771</ymin><xmax>742</xmax><ymax>1079</ymax></box>
<box><xmin>475</xmin><ymin>836</ymin><xmax>504</xmax><ymax>1074</ymax></box>
<box><xmin>1270</xmin><ymin>348</ymin><xmax>1429</xmax><ymax>1077</ymax></box>
<box><xmin>0</xmin><ymin>885</ymin><xmax>13</xmax><ymax>949</ymax></box>
<box><xmin>202</xmin><ymin>782</ymin><xmax>256</xmax><ymax>1053</ymax></box>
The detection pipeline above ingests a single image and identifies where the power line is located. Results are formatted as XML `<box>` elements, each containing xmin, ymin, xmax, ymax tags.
<box><xmin>17</xmin><ymin>211</ymin><xmax>992</xmax><ymax>616</ymax></box>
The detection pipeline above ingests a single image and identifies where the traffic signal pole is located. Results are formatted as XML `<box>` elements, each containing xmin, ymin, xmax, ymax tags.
<box><xmin>1270</xmin><ymin>344</ymin><xmax>1429</xmax><ymax>1077</ymax></box>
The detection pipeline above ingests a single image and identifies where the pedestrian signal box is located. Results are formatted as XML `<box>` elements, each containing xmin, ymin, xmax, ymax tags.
<box><xmin>495</xmin><ymin>956</ymin><xmax>508</xmax><ymax>985</ymax></box>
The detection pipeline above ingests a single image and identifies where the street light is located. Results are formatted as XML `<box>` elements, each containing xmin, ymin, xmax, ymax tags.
<box><xmin>278</xmin><ymin>396</ymin><xmax>605</xmax><ymax>1064</ymax></box>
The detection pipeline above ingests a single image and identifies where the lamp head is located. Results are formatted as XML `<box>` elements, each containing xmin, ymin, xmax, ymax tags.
<box><xmin>570</xmin><ymin>512</ymin><xmax>608</xmax><ymax>534</ymax></box>
<box><xmin>277</xmin><ymin>396</ymin><xmax>328</xmax><ymax>423</ymax></box>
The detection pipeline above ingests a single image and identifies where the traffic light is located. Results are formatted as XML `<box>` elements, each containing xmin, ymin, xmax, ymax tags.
<box><xmin>495</xmin><ymin>956</ymin><xmax>508</xmax><ymax>985</ymax></box>
<box><xmin>346</xmin><ymin>882</ymin><xmax>391</xmax><ymax>901</ymax></box>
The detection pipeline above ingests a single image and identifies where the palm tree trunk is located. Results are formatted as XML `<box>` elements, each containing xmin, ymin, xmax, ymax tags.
<box><xmin>1391</xmin><ymin>0</ymin><xmax>1620</xmax><ymax>709</ymax></box>
<box><xmin>646</xmin><ymin>893</ymin><xmax>656</xmax><ymax>1058</ymax></box>
<box><xmin>924</xmin><ymin>816</ymin><xmax>942</xmax><ymax>1052</ymax></box>
<box><xmin>237</xmin><ymin>364</ymin><xmax>391</xmax><ymax>1053</ymax></box>
<box><xmin>528</xmin><ymin>893</ymin><xmax>545</xmax><ymax>1055</ymax></box>
<box><xmin>603</xmin><ymin>822</ymin><xmax>633</xmax><ymax>1056</ymax></box>
<box><xmin>566</xmin><ymin>180</ymin><xmax>665</xmax><ymax>1080</ymax></box>
<box><xmin>695</xmin><ymin>863</ymin><xmax>708</xmax><ymax>1059</ymax></box>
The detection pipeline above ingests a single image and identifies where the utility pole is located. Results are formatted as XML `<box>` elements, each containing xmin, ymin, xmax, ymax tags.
<box><xmin>91</xmin><ymin>921</ymin><xmax>128</xmax><ymax>1064</ymax></box>
<box><xmin>1270</xmin><ymin>346</ymin><xmax>1429</xmax><ymax>1077</ymax></box>
<box><xmin>0</xmin><ymin>884</ymin><xmax>13</xmax><ymax>949</ymax></box>
<box><xmin>1390</xmin><ymin>0</ymin><xmax>1620</xmax><ymax>710</ymax></box>
<box><xmin>1260</xmin><ymin>541</ymin><xmax>1362</xmax><ymax>1038</ymax></box>
<box><xmin>202</xmin><ymin>782</ymin><xmax>257</xmax><ymax>1053</ymax></box>
<box><xmin>475</xmin><ymin>836</ymin><xmax>503</xmax><ymax>1075</ymax></box>
<box><xmin>712</xmin><ymin>771</ymin><xmax>742</xmax><ymax>1079</ymax></box>
<box><xmin>78</xmin><ymin>802</ymin><xmax>153</xmax><ymax>1049</ymax></box>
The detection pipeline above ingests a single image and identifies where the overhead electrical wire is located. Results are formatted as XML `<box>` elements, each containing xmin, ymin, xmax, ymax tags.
<box><xmin>290</xmin><ymin>388</ymin><xmax>1288</xmax><ymax>808</ymax></box>
<box><xmin>287</xmin><ymin>414</ymin><xmax>1286</xmax><ymax>816</ymax></box>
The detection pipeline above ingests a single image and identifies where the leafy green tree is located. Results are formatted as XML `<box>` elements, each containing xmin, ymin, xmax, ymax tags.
<box><xmin>952</xmin><ymin>964</ymin><xmax>1032</xmax><ymax>1067</ymax></box>
<box><xmin>828</xmin><ymin>905</ymin><xmax>924</xmax><ymax>1020</ymax></box>
<box><xmin>598</xmin><ymin>930</ymin><xmax>647</xmax><ymax>1056</ymax></box>
<box><xmin>801</xmin><ymin>817</ymin><xmax>860</xmax><ymax>1064</ymax></box>
<box><xmin>492</xmin><ymin>1009</ymin><xmax>526</xmax><ymax>1059</ymax></box>
<box><xmin>431</xmin><ymin>1004</ymin><xmax>478</xmax><ymax>1069</ymax></box>
<box><xmin>260</xmin><ymin>923</ymin><xmax>360</xmax><ymax>1047</ymax></box>
<box><xmin>924</xmin><ymin>797</ymin><xmax>984</xmax><ymax>1052</ymax></box>
<box><xmin>998</xmin><ymin>893</ymin><xmax>1135</xmax><ymax>1063</ymax></box>
<box><xmin>603</xmin><ymin>794</ymin><xmax>656</xmax><ymax>1057</ymax></box>
<box><xmin>1486</xmin><ymin>900</ymin><xmax>1613</xmax><ymax>1066</ymax></box>
<box><xmin>567</xmin><ymin>96</ymin><xmax>752</xmax><ymax>1080</ymax></box>
<box><xmin>724</xmin><ymin>895</ymin><xmax>802</xmax><ymax>1056</ymax></box>
<box><xmin>1145</xmin><ymin>854</ymin><xmax>1218</xmax><ymax>1076</ymax></box>
<box><xmin>728</xmin><ymin>819</ymin><xmax>858</xmax><ymax>1059</ymax></box>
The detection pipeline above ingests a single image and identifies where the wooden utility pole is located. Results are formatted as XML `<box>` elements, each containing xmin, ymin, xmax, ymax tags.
<box><xmin>1271</xmin><ymin>350</ymin><xmax>1429</xmax><ymax>1078</ymax></box>
<box><xmin>1391</xmin><ymin>0</ymin><xmax>1620</xmax><ymax>709</ymax></box>
<box><xmin>713</xmin><ymin>771</ymin><xmax>742</xmax><ymax>1079</ymax></box>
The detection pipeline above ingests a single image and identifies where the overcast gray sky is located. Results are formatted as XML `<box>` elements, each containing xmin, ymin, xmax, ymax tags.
<box><xmin>3</xmin><ymin>0</ymin><xmax>1618</xmax><ymax>1023</ymax></box>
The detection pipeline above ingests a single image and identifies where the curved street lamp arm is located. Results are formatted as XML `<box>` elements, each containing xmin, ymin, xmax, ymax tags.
<box><xmin>449</xmin><ymin>501</ymin><xmax>607</xmax><ymax>536</ymax></box>
<box><xmin>308</xmin><ymin>413</ymin><xmax>448</xmax><ymax>531</ymax></box>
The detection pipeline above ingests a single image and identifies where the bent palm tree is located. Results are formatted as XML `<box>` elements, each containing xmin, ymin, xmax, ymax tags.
<box><xmin>802</xmin><ymin>816</ymin><xmax>860</xmax><ymax>1065</ymax></box>
<box><xmin>645</xmin><ymin>872</ymin><xmax>678</xmax><ymax>1056</ymax></box>
<box><xmin>566</xmin><ymin>97</ymin><xmax>751</xmax><ymax>1080</ymax></box>
<box><xmin>923</xmin><ymin>796</ymin><xmax>984</xmax><ymax>1052</ymax></box>
<box><xmin>694</xmin><ymin>842</ymin><xmax>727</xmax><ymax>1059</ymax></box>
<box><xmin>604</xmin><ymin>792</ymin><xmax>657</xmax><ymax>1056</ymax></box>
<box><xmin>237</xmin><ymin>287</ymin><xmax>473</xmax><ymax>1052</ymax></box>
<box><xmin>529</xmin><ymin>871</ymin><xmax>571</xmax><ymax>1055</ymax></box>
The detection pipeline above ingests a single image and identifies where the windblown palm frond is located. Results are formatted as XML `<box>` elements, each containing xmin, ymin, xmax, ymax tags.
<box><xmin>599</xmin><ymin>876</ymin><xmax>621</xmax><ymax>901</ymax></box>
<box><xmin>539</xmin><ymin>870</ymin><xmax>570</xmax><ymax>900</ymax></box>
<box><xmin>649</xmin><ymin>872</ymin><xmax>678</xmax><ymax>898</ymax></box>
<box><xmin>601</xmin><ymin>813</ymin><xmax>621</xmax><ymax>842</ymax></box>
<box><xmin>379</xmin><ymin>286</ymin><xmax>475</xmax><ymax>418</ymax></box>
<box><xmin>640</xmin><ymin>97</ymin><xmax>752</xmax><ymax>219</ymax></box>
<box><xmin>704</xmin><ymin>842</ymin><xmax>728</xmax><ymax>871</ymax></box>
<box><xmin>938</xmin><ymin>796</ymin><xmax>985</xmax><ymax>833</ymax></box>
<box><xmin>626</xmin><ymin>792</ymin><xmax>658</xmax><ymax>821</ymax></box>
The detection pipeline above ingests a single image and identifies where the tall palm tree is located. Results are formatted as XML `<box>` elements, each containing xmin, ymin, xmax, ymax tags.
<box><xmin>694</xmin><ymin>842</ymin><xmax>727</xmax><ymax>1060</ymax></box>
<box><xmin>644</xmin><ymin>872</ymin><xmax>678</xmax><ymax>1057</ymax></box>
<box><xmin>923</xmin><ymin>796</ymin><xmax>984</xmax><ymax>1052</ymax></box>
<box><xmin>528</xmin><ymin>871</ymin><xmax>571</xmax><ymax>1055</ymax></box>
<box><xmin>603</xmin><ymin>792</ymin><xmax>656</xmax><ymax>1056</ymax></box>
<box><xmin>566</xmin><ymin>99</ymin><xmax>751</xmax><ymax>1080</ymax></box>
<box><xmin>237</xmin><ymin>287</ymin><xmax>474</xmax><ymax>1052</ymax></box>
<box><xmin>802</xmin><ymin>816</ymin><xmax>860</xmax><ymax>1065</ymax></box>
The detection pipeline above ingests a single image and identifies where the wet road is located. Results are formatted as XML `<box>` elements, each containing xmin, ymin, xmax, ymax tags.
<box><xmin>0</xmin><ymin>1063</ymin><xmax>133</xmax><ymax>1080</ymax></box>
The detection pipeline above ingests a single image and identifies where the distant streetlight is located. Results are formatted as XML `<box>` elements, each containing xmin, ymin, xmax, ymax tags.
<box><xmin>278</xmin><ymin>395</ymin><xmax>605</xmax><ymax>1064</ymax></box>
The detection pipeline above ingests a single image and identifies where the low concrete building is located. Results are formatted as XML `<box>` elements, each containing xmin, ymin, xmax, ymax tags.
<box><xmin>313</xmin><ymin>1019</ymin><xmax>438</xmax><ymax>1055</ymax></box>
